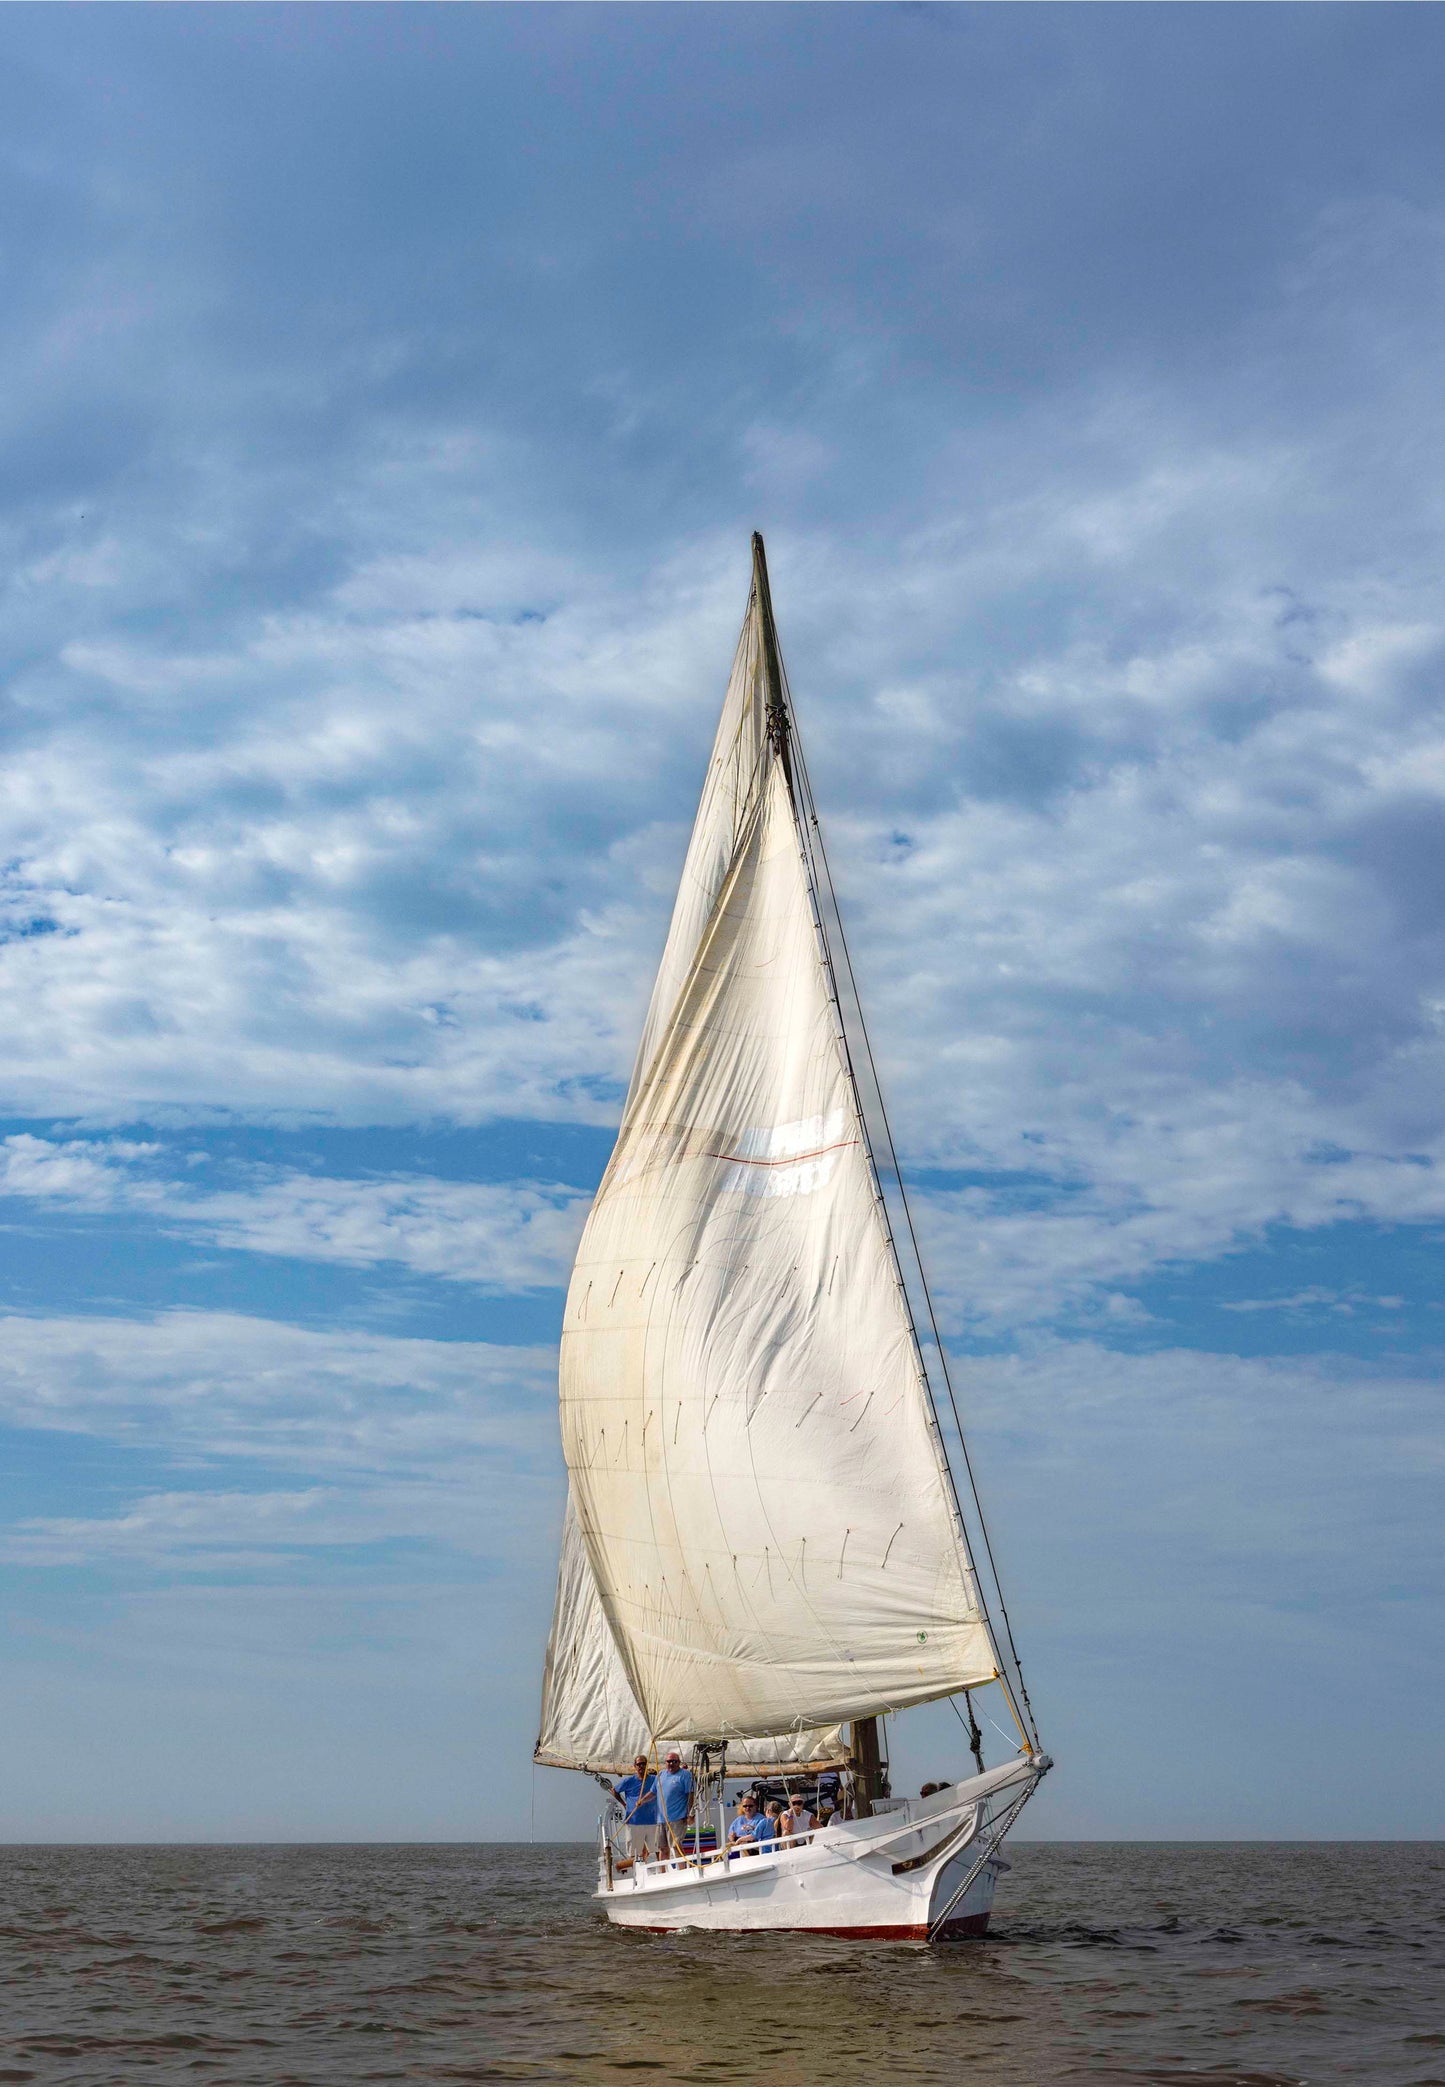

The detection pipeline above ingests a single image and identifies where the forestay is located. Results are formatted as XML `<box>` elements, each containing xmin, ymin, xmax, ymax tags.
<box><xmin>555</xmin><ymin>562</ymin><xmax>998</xmax><ymax>1744</ymax></box>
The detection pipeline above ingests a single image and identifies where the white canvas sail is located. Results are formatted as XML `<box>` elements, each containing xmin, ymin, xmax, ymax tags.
<box><xmin>556</xmin><ymin>557</ymin><xmax>999</xmax><ymax>1745</ymax></box>
<box><xmin>538</xmin><ymin>602</ymin><xmax>847</xmax><ymax>1772</ymax></box>
<box><xmin>626</xmin><ymin>594</ymin><xmax>771</xmax><ymax>1109</ymax></box>
<box><xmin>535</xmin><ymin>1495</ymin><xmax>848</xmax><ymax>1773</ymax></box>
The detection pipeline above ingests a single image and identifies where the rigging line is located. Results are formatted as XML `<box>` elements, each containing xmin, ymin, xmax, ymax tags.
<box><xmin>759</xmin><ymin>644</ymin><xmax>974</xmax><ymax>1538</ymax></box>
<box><xmin>760</xmin><ymin>627</ymin><xmax>989</xmax><ymax>1663</ymax></box>
<box><xmin>947</xmin><ymin>1690</ymin><xmax>987</xmax><ymax>1777</ymax></box>
<box><xmin>927</xmin><ymin>1778</ymin><xmax>1037</xmax><ymax>1942</ymax></box>
<box><xmin>795</xmin><ymin>753</ymin><xmax>1030</xmax><ymax>1732</ymax></box>
<box><xmin>785</xmin><ymin>736</ymin><xmax>1035</xmax><ymax>1745</ymax></box>
<box><xmin>784</xmin><ymin>738</ymin><xmax>1024</xmax><ymax>1726</ymax></box>
<box><xmin>977</xmin><ymin>1702</ymin><xmax>1022</xmax><ymax>1752</ymax></box>
<box><xmin>776</xmin><ymin>662</ymin><xmax>1040</xmax><ymax>1750</ymax></box>
<box><xmin>785</xmin><ymin>763</ymin><xmax>1010</xmax><ymax>1694</ymax></box>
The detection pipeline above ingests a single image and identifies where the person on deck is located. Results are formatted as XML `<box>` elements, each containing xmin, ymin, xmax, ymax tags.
<box><xmin>611</xmin><ymin>1754</ymin><xmax>660</xmax><ymax>1863</ymax></box>
<box><xmin>778</xmin><ymin>1792</ymin><xmax>816</xmax><ymax>1842</ymax></box>
<box><xmin>727</xmin><ymin>1793</ymin><xmax>770</xmax><ymax>1854</ymax></box>
<box><xmin>655</xmin><ymin>1749</ymin><xmax>694</xmax><ymax>1857</ymax></box>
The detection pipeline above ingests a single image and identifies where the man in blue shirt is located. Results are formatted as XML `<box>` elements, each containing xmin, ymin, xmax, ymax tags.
<box><xmin>611</xmin><ymin>1754</ymin><xmax>660</xmax><ymax>1864</ymax></box>
<box><xmin>727</xmin><ymin>1791</ymin><xmax>773</xmax><ymax>1854</ymax></box>
<box><xmin>655</xmin><ymin>1748</ymin><xmax>695</xmax><ymax>1858</ymax></box>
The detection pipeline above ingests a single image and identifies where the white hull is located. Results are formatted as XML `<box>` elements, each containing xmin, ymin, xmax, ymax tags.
<box><xmin>597</xmin><ymin>1758</ymin><xmax>1044</xmax><ymax>1942</ymax></box>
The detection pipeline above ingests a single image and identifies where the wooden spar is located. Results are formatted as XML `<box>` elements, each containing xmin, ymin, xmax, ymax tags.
<box><xmin>849</xmin><ymin>1716</ymin><xmax>887</xmax><ymax>1818</ymax></box>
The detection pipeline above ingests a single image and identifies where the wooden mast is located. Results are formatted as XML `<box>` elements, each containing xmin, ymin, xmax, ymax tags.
<box><xmin>850</xmin><ymin>1717</ymin><xmax>887</xmax><ymax>1816</ymax></box>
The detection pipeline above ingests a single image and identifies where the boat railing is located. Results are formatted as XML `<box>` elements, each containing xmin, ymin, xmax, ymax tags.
<box><xmin>630</xmin><ymin>1826</ymin><xmax>821</xmax><ymax>1883</ymax></box>
<box><xmin>597</xmin><ymin>1805</ymin><xmax>631</xmax><ymax>1890</ymax></box>
<box><xmin>625</xmin><ymin>1790</ymin><xmax>998</xmax><ymax>1887</ymax></box>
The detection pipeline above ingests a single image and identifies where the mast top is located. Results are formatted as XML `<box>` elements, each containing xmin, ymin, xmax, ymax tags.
<box><xmin>750</xmin><ymin>532</ymin><xmax>791</xmax><ymax>778</ymax></box>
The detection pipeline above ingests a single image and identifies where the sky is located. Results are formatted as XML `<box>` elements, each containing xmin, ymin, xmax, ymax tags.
<box><xmin>1</xmin><ymin>4</ymin><xmax>1442</xmax><ymax>1843</ymax></box>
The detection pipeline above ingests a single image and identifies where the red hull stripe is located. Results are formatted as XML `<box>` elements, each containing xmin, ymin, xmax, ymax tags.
<box><xmin>626</xmin><ymin>1913</ymin><xmax>989</xmax><ymax>1941</ymax></box>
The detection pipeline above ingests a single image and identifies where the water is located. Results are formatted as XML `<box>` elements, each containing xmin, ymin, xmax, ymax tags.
<box><xmin>1</xmin><ymin>1842</ymin><xmax>1440</xmax><ymax>2085</ymax></box>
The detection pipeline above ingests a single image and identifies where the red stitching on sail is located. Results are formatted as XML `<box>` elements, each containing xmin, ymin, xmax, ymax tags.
<box><xmin>706</xmin><ymin>1138</ymin><xmax>858</xmax><ymax>1168</ymax></box>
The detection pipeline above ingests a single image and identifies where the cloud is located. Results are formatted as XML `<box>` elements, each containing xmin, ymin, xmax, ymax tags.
<box><xmin>0</xmin><ymin>1132</ymin><xmax>164</xmax><ymax>1204</ymax></box>
<box><xmin>3</xmin><ymin>1305</ymin><xmax>1434</xmax><ymax>1648</ymax></box>
<box><xmin>190</xmin><ymin>1172</ymin><xmax>589</xmax><ymax>1288</ymax></box>
<box><xmin>0</xmin><ymin>1305</ymin><xmax>565</xmax><ymax>1592</ymax></box>
<box><xmin>4</xmin><ymin>400</ymin><xmax>1445</xmax><ymax>1328</ymax></box>
<box><xmin>0</xmin><ymin>1306</ymin><xmax>555</xmax><ymax>1475</ymax></box>
<box><xmin>0</xmin><ymin>1133</ymin><xmax>590</xmax><ymax>1290</ymax></box>
<box><xmin>1219</xmin><ymin>1287</ymin><xmax>1405</xmax><ymax>1316</ymax></box>
<box><xmin>0</xmin><ymin>539</ymin><xmax>733</xmax><ymax>1125</ymax></box>
<box><xmin>3</xmin><ymin>1486</ymin><xmax>334</xmax><ymax>1570</ymax></box>
<box><xmin>950</xmin><ymin>1338</ymin><xmax>1443</xmax><ymax>1630</ymax></box>
<box><xmin>0</xmin><ymin>62</ymin><xmax>1443</xmax><ymax>1286</ymax></box>
<box><xmin>907</xmin><ymin>1100</ymin><xmax>1445</xmax><ymax>1331</ymax></box>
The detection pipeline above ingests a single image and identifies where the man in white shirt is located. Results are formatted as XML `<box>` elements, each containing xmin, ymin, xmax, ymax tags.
<box><xmin>778</xmin><ymin>1793</ymin><xmax>816</xmax><ymax>1843</ymax></box>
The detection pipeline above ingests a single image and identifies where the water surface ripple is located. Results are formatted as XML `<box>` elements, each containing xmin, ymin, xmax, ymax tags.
<box><xmin>1</xmin><ymin>1842</ymin><xmax>1440</xmax><ymax>2084</ymax></box>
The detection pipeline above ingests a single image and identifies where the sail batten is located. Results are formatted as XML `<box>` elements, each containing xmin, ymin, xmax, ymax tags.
<box><xmin>539</xmin><ymin>552</ymin><xmax>999</xmax><ymax>1752</ymax></box>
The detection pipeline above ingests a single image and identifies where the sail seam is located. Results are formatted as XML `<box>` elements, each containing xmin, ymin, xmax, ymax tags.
<box><xmin>704</xmin><ymin>1138</ymin><xmax>858</xmax><ymax>1168</ymax></box>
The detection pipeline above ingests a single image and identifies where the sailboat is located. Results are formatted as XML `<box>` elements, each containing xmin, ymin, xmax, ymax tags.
<box><xmin>535</xmin><ymin>535</ymin><xmax>1050</xmax><ymax>1940</ymax></box>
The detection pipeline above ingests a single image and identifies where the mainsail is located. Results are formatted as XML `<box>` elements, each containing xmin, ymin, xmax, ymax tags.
<box><xmin>537</xmin><ymin>537</ymin><xmax>1002</xmax><ymax>1762</ymax></box>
